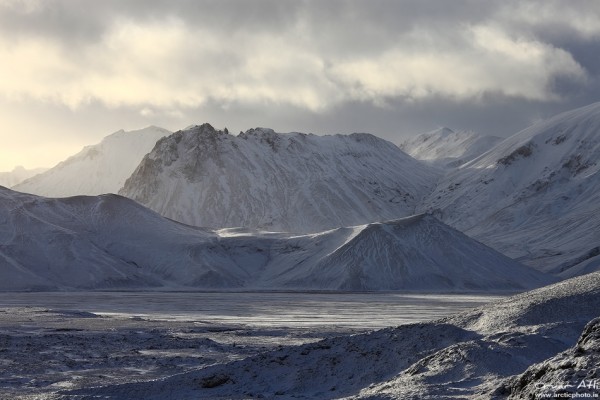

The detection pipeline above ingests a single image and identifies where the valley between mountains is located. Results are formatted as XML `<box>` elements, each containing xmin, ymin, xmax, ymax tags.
<box><xmin>5</xmin><ymin>102</ymin><xmax>600</xmax><ymax>287</ymax></box>
<box><xmin>1</xmin><ymin>102</ymin><xmax>599</xmax><ymax>399</ymax></box>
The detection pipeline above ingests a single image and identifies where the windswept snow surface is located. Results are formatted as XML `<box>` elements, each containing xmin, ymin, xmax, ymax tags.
<box><xmin>0</xmin><ymin>187</ymin><xmax>551</xmax><ymax>291</ymax></box>
<box><xmin>420</xmin><ymin>102</ymin><xmax>600</xmax><ymax>274</ymax></box>
<box><xmin>14</xmin><ymin>126</ymin><xmax>171</xmax><ymax>197</ymax></box>
<box><xmin>0</xmin><ymin>166</ymin><xmax>47</xmax><ymax>187</ymax></box>
<box><xmin>400</xmin><ymin>127</ymin><xmax>503</xmax><ymax>168</ymax></box>
<box><xmin>119</xmin><ymin>124</ymin><xmax>440</xmax><ymax>233</ymax></box>
<box><xmin>60</xmin><ymin>272</ymin><xmax>600</xmax><ymax>399</ymax></box>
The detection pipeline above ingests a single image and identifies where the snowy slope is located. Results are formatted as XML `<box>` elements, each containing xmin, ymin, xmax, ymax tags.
<box><xmin>64</xmin><ymin>271</ymin><xmax>600</xmax><ymax>399</ymax></box>
<box><xmin>119</xmin><ymin>124</ymin><xmax>440</xmax><ymax>233</ymax></box>
<box><xmin>0</xmin><ymin>166</ymin><xmax>47</xmax><ymax>187</ymax></box>
<box><xmin>419</xmin><ymin>103</ymin><xmax>600</xmax><ymax>274</ymax></box>
<box><xmin>399</xmin><ymin>127</ymin><xmax>502</xmax><ymax>168</ymax></box>
<box><xmin>262</xmin><ymin>214</ymin><xmax>552</xmax><ymax>291</ymax></box>
<box><xmin>0</xmin><ymin>187</ymin><xmax>222</xmax><ymax>291</ymax></box>
<box><xmin>504</xmin><ymin>316</ymin><xmax>600</xmax><ymax>398</ymax></box>
<box><xmin>14</xmin><ymin>126</ymin><xmax>171</xmax><ymax>197</ymax></box>
<box><xmin>0</xmin><ymin>187</ymin><xmax>550</xmax><ymax>292</ymax></box>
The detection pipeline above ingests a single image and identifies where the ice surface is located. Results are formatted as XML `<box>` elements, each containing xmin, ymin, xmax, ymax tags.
<box><xmin>0</xmin><ymin>291</ymin><xmax>503</xmax><ymax>329</ymax></box>
<box><xmin>0</xmin><ymin>292</ymin><xmax>499</xmax><ymax>399</ymax></box>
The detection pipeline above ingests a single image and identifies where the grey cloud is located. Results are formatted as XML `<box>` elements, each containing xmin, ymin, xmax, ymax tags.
<box><xmin>0</xmin><ymin>0</ymin><xmax>300</xmax><ymax>44</ymax></box>
<box><xmin>0</xmin><ymin>1</ymin><xmax>593</xmax><ymax>57</ymax></box>
<box><xmin>0</xmin><ymin>1</ymin><xmax>512</xmax><ymax>53</ymax></box>
<box><xmin>1</xmin><ymin>0</ymin><xmax>600</xmax><ymax>172</ymax></box>
<box><xmin>0</xmin><ymin>1</ymin><xmax>108</xmax><ymax>45</ymax></box>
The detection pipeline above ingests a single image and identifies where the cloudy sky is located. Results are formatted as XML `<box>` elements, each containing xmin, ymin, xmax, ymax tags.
<box><xmin>1</xmin><ymin>0</ymin><xmax>599</xmax><ymax>171</ymax></box>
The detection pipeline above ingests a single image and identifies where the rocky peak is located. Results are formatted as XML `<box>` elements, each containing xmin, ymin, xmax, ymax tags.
<box><xmin>239</xmin><ymin>127</ymin><xmax>281</xmax><ymax>150</ymax></box>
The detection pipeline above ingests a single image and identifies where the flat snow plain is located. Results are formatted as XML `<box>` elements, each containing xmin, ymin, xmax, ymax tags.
<box><xmin>0</xmin><ymin>291</ymin><xmax>501</xmax><ymax>398</ymax></box>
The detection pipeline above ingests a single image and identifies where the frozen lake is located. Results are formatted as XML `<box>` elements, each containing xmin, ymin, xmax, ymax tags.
<box><xmin>0</xmin><ymin>291</ymin><xmax>505</xmax><ymax>329</ymax></box>
<box><xmin>0</xmin><ymin>291</ymin><xmax>508</xmax><ymax>398</ymax></box>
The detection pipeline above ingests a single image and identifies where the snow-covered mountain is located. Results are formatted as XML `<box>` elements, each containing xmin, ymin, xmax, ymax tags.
<box><xmin>0</xmin><ymin>187</ymin><xmax>551</xmax><ymax>291</ymax></box>
<box><xmin>0</xmin><ymin>187</ymin><xmax>216</xmax><ymax>291</ymax></box>
<box><xmin>399</xmin><ymin>127</ymin><xmax>502</xmax><ymax>168</ymax></box>
<box><xmin>14</xmin><ymin>126</ymin><xmax>171</xmax><ymax>197</ymax></box>
<box><xmin>120</xmin><ymin>124</ymin><xmax>441</xmax><ymax>233</ymax></box>
<box><xmin>419</xmin><ymin>102</ymin><xmax>600</xmax><ymax>274</ymax></box>
<box><xmin>0</xmin><ymin>166</ymin><xmax>47</xmax><ymax>187</ymax></box>
<box><xmin>262</xmin><ymin>214</ymin><xmax>552</xmax><ymax>291</ymax></box>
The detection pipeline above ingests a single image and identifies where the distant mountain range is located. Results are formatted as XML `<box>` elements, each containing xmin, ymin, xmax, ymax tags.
<box><xmin>399</xmin><ymin>127</ymin><xmax>502</xmax><ymax>168</ymax></box>
<box><xmin>0</xmin><ymin>166</ymin><xmax>47</xmax><ymax>187</ymax></box>
<box><xmin>420</xmin><ymin>102</ymin><xmax>600</xmax><ymax>276</ymax></box>
<box><xmin>13</xmin><ymin>126</ymin><xmax>171</xmax><ymax>197</ymax></box>
<box><xmin>5</xmin><ymin>102</ymin><xmax>600</xmax><ymax>286</ymax></box>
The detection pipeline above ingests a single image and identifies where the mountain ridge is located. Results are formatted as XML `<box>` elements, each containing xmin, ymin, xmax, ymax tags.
<box><xmin>419</xmin><ymin>102</ymin><xmax>600</xmax><ymax>274</ymax></box>
<box><xmin>120</xmin><ymin>123</ymin><xmax>441</xmax><ymax>233</ymax></box>
<box><xmin>0</xmin><ymin>186</ymin><xmax>552</xmax><ymax>292</ymax></box>
<box><xmin>400</xmin><ymin>127</ymin><xmax>503</xmax><ymax>168</ymax></box>
<box><xmin>8</xmin><ymin>102</ymin><xmax>600</xmax><ymax>279</ymax></box>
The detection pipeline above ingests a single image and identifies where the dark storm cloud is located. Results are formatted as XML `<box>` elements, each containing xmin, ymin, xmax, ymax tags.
<box><xmin>534</xmin><ymin>32</ymin><xmax>600</xmax><ymax>106</ymax></box>
<box><xmin>498</xmin><ymin>1</ymin><xmax>600</xmax><ymax>111</ymax></box>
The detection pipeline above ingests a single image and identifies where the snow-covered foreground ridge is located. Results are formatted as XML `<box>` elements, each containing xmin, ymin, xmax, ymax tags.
<box><xmin>119</xmin><ymin>124</ymin><xmax>440</xmax><ymax>233</ymax></box>
<box><xmin>14</xmin><ymin>126</ymin><xmax>171</xmax><ymax>197</ymax></box>
<box><xmin>0</xmin><ymin>186</ymin><xmax>551</xmax><ymax>291</ymax></box>
<box><xmin>420</xmin><ymin>102</ymin><xmax>600</xmax><ymax>274</ymax></box>
<box><xmin>62</xmin><ymin>271</ymin><xmax>600</xmax><ymax>399</ymax></box>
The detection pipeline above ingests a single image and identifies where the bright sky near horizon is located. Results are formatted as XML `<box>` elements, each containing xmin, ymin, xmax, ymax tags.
<box><xmin>0</xmin><ymin>0</ymin><xmax>599</xmax><ymax>171</ymax></box>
